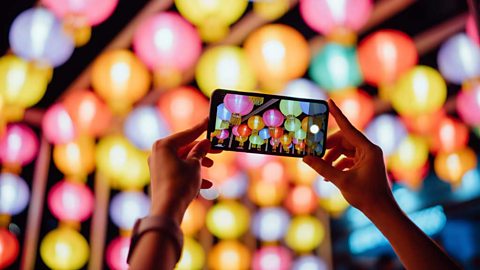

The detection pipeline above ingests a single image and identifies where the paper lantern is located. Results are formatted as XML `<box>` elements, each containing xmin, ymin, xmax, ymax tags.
<box><xmin>358</xmin><ymin>30</ymin><xmax>417</xmax><ymax>85</ymax></box>
<box><xmin>195</xmin><ymin>46</ymin><xmax>256</xmax><ymax>97</ymax></box>
<box><xmin>117</xmin><ymin>150</ymin><xmax>150</xmax><ymax>190</ymax></box>
<box><xmin>299</xmin><ymin>0</ymin><xmax>372</xmax><ymax>35</ymax></box>
<box><xmin>282</xmin><ymin>78</ymin><xmax>327</xmax><ymax>100</ymax></box>
<box><xmin>248</xmin><ymin>116</ymin><xmax>265</xmax><ymax>133</ymax></box>
<box><xmin>251</xmin><ymin>207</ymin><xmax>290</xmax><ymax>242</ymax></box>
<box><xmin>9</xmin><ymin>8</ymin><xmax>74</xmax><ymax>67</ymax></box>
<box><xmin>389</xmin><ymin>135</ymin><xmax>429</xmax><ymax>171</ymax></box>
<box><xmin>181</xmin><ymin>199</ymin><xmax>206</xmax><ymax>236</ymax></box>
<box><xmin>42</xmin><ymin>103</ymin><xmax>76</xmax><ymax>145</ymax></box>
<box><xmin>0</xmin><ymin>55</ymin><xmax>50</xmax><ymax>115</ymax></box>
<box><xmin>248</xmin><ymin>179</ymin><xmax>288</xmax><ymax>207</ymax></box>
<box><xmin>40</xmin><ymin>227</ymin><xmax>89</xmax><ymax>270</ymax></box>
<box><xmin>456</xmin><ymin>84</ymin><xmax>480</xmax><ymax>125</ymax></box>
<box><xmin>106</xmin><ymin>236</ymin><xmax>130</xmax><ymax>270</ymax></box>
<box><xmin>252</xmin><ymin>246</ymin><xmax>292</xmax><ymax>270</ymax></box>
<box><xmin>391</xmin><ymin>162</ymin><xmax>429</xmax><ymax>189</ymax></box>
<box><xmin>253</xmin><ymin>0</ymin><xmax>289</xmax><ymax>20</ymax></box>
<box><xmin>53</xmin><ymin>136</ymin><xmax>95</xmax><ymax>178</ymax></box>
<box><xmin>285</xmin><ymin>215</ymin><xmax>324</xmax><ymax>253</ymax></box>
<box><xmin>124</xmin><ymin>106</ymin><xmax>170</xmax><ymax>150</ymax></box>
<box><xmin>263</xmin><ymin>109</ymin><xmax>285</xmax><ymax>129</ymax></box>
<box><xmin>309</xmin><ymin>43</ymin><xmax>363</xmax><ymax>92</ymax></box>
<box><xmin>96</xmin><ymin>135</ymin><xmax>135</xmax><ymax>186</ymax></box>
<box><xmin>466</xmin><ymin>15</ymin><xmax>480</xmax><ymax>45</ymax></box>
<box><xmin>401</xmin><ymin>109</ymin><xmax>445</xmax><ymax>136</ymax></box>
<box><xmin>176</xmin><ymin>237</ymin><xmax>205</xmax><ymax>270</ymax></box>
<box><xmin>208</xmin><ymin>241</ymin><xmax>250</xmax><ymax>270</ymax></box>
<box><xmin>0</xmin><ymin>228</ymin><xmax>19</xmax><ymax>269</ymax></box>
<box><xmin>285</xmin><ymin>185</ymin><xmax>318</xmax><ymax>215</ymax></box>
<box><xmin>391</xmin><ymin>66</ymin><xmax>447</xmax><ymax>117</ymax></box>
<box><xmin>157</xmin><ymin>87</ymin><xmax>209</xmax><ymax>132</ymax></box>
<box><xmin>292</xmin><ymin>256</ymin><xmax>327</xmax><ymax>270</ymax></box>
<box><xmin>224</xmin><ymin>93</ymin><xmax>254</xmax><ymax>125</ymax></box>
<box><xmin>313</xmin><ymin>177</ymin><xmax>350</xmax><ymax>216</ymax></box>
<box><xmin>218</xmin><ymin>172</ymin><xmax>248</xmax><ymax>199</ymax></box>
<box><xmin>91</xmin><ymin>50</ymin><xmax>151</xmax><ymax>114</ymax></box>
<box><xmin>206</xmin><ymin>200</ymin><xmax>250</xmax><ymax>239</ymax></box>
<box><xmin>48</xmin><ymin>180</ymin><xmax>94</xmax><ymax>222</ymax></box>
<box><xmin>109</xmin><ymin>191</ymin><xmax>150</xmax><ymax>230</ymax></box>
<box><xmin>434</xmin><ymin>147</ymin><xmax>477</xmax><ymax>186</ymax></box>
<box><xmin>62</xmin><ymin>90</ymin><xmax>112</xmax><ymax>137</ymax></box>
<box><xmin>41</xmin><ymin>0</ymin><xmax>117</xmax><ymax>25</ymax></box>
<box><xmin>431</xmin><ymin>117</ymin><xmax>469</xmax><ymax>153</ymax></box>
<box><xmin>438</xmin><ymin>33</ymin><xmax>480</xmax><ymax>84</ymax></box>
<box><xmin>0</xmin><ymin>173</ymin><xmax>29</xmax><ymax>215</ymax></box>
<box><xmin>244</xmin><ymin>24</ymin><xmax>310</xmax><ymax>91</ymax></box>
<box><xmin>330</xmin><ymin>89</ymin><xmax>374</xmax><ymax>130</ymax></box>
<box><xmin>287</xmin><ymin>158</ymin><xmax>318</xmax><ymax>185</ymax></box>
<box><xmin>0</xmin><ymin>124</ymin><xmax>38</xmax><ymax>168</ymax></box>
<box><xmin>365</xmin><ymin>114</ymin><xmax>407</xmax><ymax>156</ymax></box>
<box><xmin>174</xmin><ymin>0</ymin><xmax>248</xmax><ymax>42</ymax></box>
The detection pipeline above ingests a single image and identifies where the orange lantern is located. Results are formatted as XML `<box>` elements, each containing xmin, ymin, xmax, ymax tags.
<box><xmin>401</xmin><ymin>109</ymin><xmax>445</xmax><ymax>136</ymax></box>
<box><xmin>248</xmin><ymin>178</ymin><xmax>288</xmax><ymax>207</ymax></box>
<box><xmin>259</xmin><ymin>159</ymin><xmax>287</xmax><ymax>185</ymax></box>
<box><xmin>202</xmin><ymin>152</ymin><xmax>237</xmax><ymax>186</ymax></box>
<box><xmin>390</xmin><ymin>162</ymin><xmax>429</xmax><ymax>189</ymax></box>
<box><xmin>284</xmin><ymin>185</ymin><xmax>318</xmax><ymax>215</ymax></box>
<box><xmin>269</xmin><ymin>127</ymin><xmax>284</xmax><ymax>139</ymax></box>
<box><xmin>285</xmin><ymin>158</ymin><xmax>318</xmax><ymax>185</ymax></box>
<box><xmin>208</xmin><ymin>241</ymin><xmax>251</xmax><ymax>270</ymax></box>
<box><xmin>247</xmin><ymin>115</ymin><xmax>265</xmax><ymax>135</ymax></box>
<box><xmin>330</xmin><ymin>89</ymin><xmax>374</xmax><ymax>130</ymax></box>
<box><xmin>434</xmin><ymin>147</ymin><xmax>477</xmax><ymax>186</ymax></box>
<box><xmin>53</xmin><ymin>136</ymin><xmax>95</xmax><ymax>180</ymax></box>
<box><xmin>181</xmin><ymin>199</ymin><xmax>207</xmax><ymax>236</ymax></box>
<box><xmin>431</xmin><ymin>117</ymin><xmax>469</xmax><ymax>153</ymax></box>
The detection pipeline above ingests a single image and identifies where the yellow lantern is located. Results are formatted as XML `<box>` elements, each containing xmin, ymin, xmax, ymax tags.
<box><xmin>285</xmin><ymin>215</ymin><xmax>324</xmax><ymax>253</ymax></box>
<box><xmin>247</xmin><ymin>115</ymin><xmax>265</xmax><ymax>135</ymax></box>
<box><xmin>0</xmin><ymin>55</ymin><xmax>51</xmax><ymax>121</ymax></box>
<box><xmin>208</xmin><ymin>240</ymin><xmax>251</xmax><ymax>270</ymax></box>
<box><xmin>181</xmin><ymin>199</ymin><xmax>206</xmax><ymax>236</ymax></box>
<box><xmin>391</xmin><ymin>66</ymin><xmax>447</xmax><ymax>117</ymax></box>
<box><xmin>174</xmin><ymin>0</ymin><xmax>248</xmax><ymax>42</ymax></box>
<box><xmin>40</xmin><ymin>227</ymin><xmax>89</xmax><ymax>270</ymax></box>
<box><xmin>434</xmin><ymin>147</ymin><xmax>477</xmax><ymax>186</ymax></box>
<box><xmin>248</xmin><ymin>179</ymin><xmax>288</xmax><ymax>207</ymax></box>
<box><xmin>206</xmin><ymin>200</ymin><xmax>250</xmax><ymax>239</ymax></box>
<box><xmin>286</xmin><ymin>158</ymin><xmax>318</xmax><ymax>185</ymax></box>
<box><xmin>244</xmin><ymin>24</ymin><xmax>310</xmax><ymax>92</ymax></box>
<box><xmin>254</xmin><ymin>0</ymin><xmax>290</xmax><ymax>20</ymax></box>
<box><xmin>118</xmin><ymin>150</ymin><xmax>150</xmax><ymax>189</ymax></box>
<box><xmin>389</xmin><ymin>135</ymin><xmax>429</xmax><ymax>171</ymax></box>
<box><xmin>91</xmin><ymin>50</ymin><xmax>151</xmax><ymax>114</ymax></box>
<box><xmin>175</xmin><ymin>237</ymin><xmax>205</xmax><ymax>270</ymax></box>
<box><xmin>195</xmin><ymin>46</ymin><xmax>257</xmax><ymax>97</ymax></box>
<box><xmin>53</xmin><ymin>136</ymin><xmax>95</xmax><ymax>180</ymax></box>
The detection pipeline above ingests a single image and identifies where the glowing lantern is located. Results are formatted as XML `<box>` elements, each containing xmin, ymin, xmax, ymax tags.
<box><xmin>358</xmin><ymin>30</ymin><xmax>417</xmax><ymax>85</ymax></box>
<box><xmin>391</xmin><ymin>66</ymin><xmax>447</xmax><ymax>117</ymax></box>
<box><xmin>106</xmin><ymin>236</ymin><xmax>130</xmax><ymax>270</ymax></box>
<box><xmin>431</xmin><ymin>117</ymin><xmax>469</xmax><ymax>153</ymax></box>
<box><xmin>206</xmin><ymin>200</ymin><xmax>250</xmax><ymax>239</ymax></box>
<box><xmin>254</xmin><ymin>0</ymin><xmax>289</xmax><ymax>20</ymax></box>
<box><xmin>91</xmin><ymin>50</ymin><xmax>151</xmax><ymax>114</ymax></box>
<box><xmin>260</xmin><ymin>160</ymin><xmax>287</xmax><ymax>185</ymax></box>
<box><xmin>456</xmin><ymin>84</ymin><xmax>480</xmax><ymax>125</ymax></box>
<box><xmin>244</xmin><ymin>24</ymin><xmax>310</xmax><ymax>91</ymax></box>
<box><xmin>216</xmin><ymin>103</ymin><xmax>232</xmax><ymax>130</ymax></box>
<box><xmin>174</xmin><ymin>0</ymin><xmax>248</xmax><ymax>42</ymax></box>
<box><xmin>0</xmin><ymin>173</ymin><xmax>29</xmax><ymax>215</ymax></box>
<box><xmin>0</xmin><ymin>228</ymin><xmax>19</xmax><ymax>269</ymax></box>
<box><xmin>124</xmin><ymin>106</ymin><xmax>170</xmax><ymax>150</ymax></box>
<box><xmin>313</xmin><ymin>178</ymin><xmax>350</xmax><ymax>216</ymax></box>
<box><xmin>391</xmin><ymin>162</ymin><xmax>429</xmax><ymax>189</ymax></box>
<box><xmin>434</xmin><ymin>147</ymin><xmax>477</xmax><ymax>186</ymax></box>
<box><xmin>181</xmin><ymin>199</ymin><xmax>206</xmax><ymax>236</ymax></box>
<box><xmin>48</xmin><ymin>180</ymin><xmax>94</xmax><ymax>222</ymax></box>
<box><xmin>287</xmin><ymin>159</ymin><xmax>318</xmax><ymax>185</ymax></box>
<box><xmin>282</xmin><ymin>78</ymin><xmax>327</xmax><ymax>100</ymax></box>
<box><xmin>218</xmin><ymin>172</ymin><xmax>248</xmax><ymax>199</ymax></box>
<box><xmin>285</xmin><ymin>215</ymin><xmax>324</xmax><ymax>253</ymax></box>
<box><xmin>157</xmin><ymin>87</ymin><xmax>209</xmax><ymax>132</ymax></box>
<box><xmin>42</xmin><ymin>103</ymin><xmax>76</xmax><ymax>144</ymax></box>
<box><xmin>62</xmin><ymin>90</ymin><xmax>112</xmax><ymax>137</ymax></box>
<box><xmin>202</xmin><ymin>151</ymin><xmax>237</xmax><ymax>185</ymax></box>
<box><xmin>0</xmin><ymin>124</ymin><xmax>38</xmax><ymax>168</ymax></box>
<box><xmin>389</xmin><ymin>135</ymin><xmax>429</xmax><ymax>171</ymax></box>
<box><xmin>280</xmin><ymin>100</ymin><xmax>302</xmax><ymax>120</ymax></box>
<box><xmin>40</xmin><ymin>227</ymin><xmax>89</xmax><ymax>269</ymax></box>
<box><xmin>263</xmin><ymin>109</ymin><xmax>285</xmax><ymax>131</ymax></box>
<box><xmin>438</xmin><ymin>33</ymin><xmax>480</xmax><ymax>84</ymax></box>
<box><xmin>133</xmin><ymin>12</ymin><xmax>201</xmax><ymax>87</ymax></box>
<box><xmin>466</xmin><ymin>15</ymin><xmax>479</xmax><ymax>45</ymax></box>
<box><xmin>96</xmin><ymin>135</ymin><xmax>135</xmax><ymax>186</ymax></box>
<box><xmin>53</xmin><ymin>136</ymin><xmax>95</xmax><ymax>178</ymax></box>
<box><xmin>292</xmin><ymin>256</ymin><xmax>327</xmax><ymax>270</ymax></box>
<box><xmin>195</xmin><ymin>46</ymin><xmax>256</xmax><ymax>97</ymax></box>
<box><xmin>118</xmin><ymin>150</ymin><xmax>150</xmax><ymax>190</ymax></box>
<box><xmin>249</xmin><ymin>179</ymin><xmax>288</xmax><ymax>207</ymax></box>
<box><xmin>248</xmin><ymin>116</ymin><xmax>265</xmax><ymax>135</ymax></box>
<box><xmin>330</xmin><ymin>89</ymin><xmax>374</xmax><ymax>130</ymax></box>
<box><xmin>252</xmin><ymin>246</ymin><xmax>292</xmax><ymax>270</ymax></box>
<box><xmin>365</xmin><ymin>114</ymin><xmax>407</xmax><ymax>156</ymax></box>
<box><xmin>401</xmin><ymin>109</ymin><xmax>445</xmax><ymax>136</ymax></box>
<box><xmin>208</xmin><ymin>241</ymin><xmax>250</xmax><ymax>270</ymax></box>
<box><xmin>309</xmin><ymin>43</ymin><xmax>363</xmax><ymax>92</ymax></box>
<box><xmin>252</xmin><ymin>207</ymin><xmax>290</xmax><ymax>242</ymax></box>
<box><xmin>224</xmin><ymin>94</ymin><xmax>254</xmax><ymax>125</ymax></box>
<box><xmin>9</xmin><ymin>8</ymin><xmax>74</xmax><ymax>67</ymax></box>
<box><xmin>236</xmin><ymin>124</ymin><xmax>252</xmax><ymax>147</ymax></box>
<box><xmin>109</xmin><ymin>191</ymin><xmax>150</xmax><ymax>230</ymax></box>
<box><xmin>285</xmin><ymin>185</ymin><xmax>318</xmax><ymax>215</ymax></box>
<box><xmin>176</xmin><ymin>237</ymin><xmax>205</xmax><ymax>270</ymax></box>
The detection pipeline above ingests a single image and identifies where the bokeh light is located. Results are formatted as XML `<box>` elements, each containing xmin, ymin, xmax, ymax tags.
<box><xmin>53</xmin><ymin>136</ymin><xmax>96</xmax><ymax>178</ymax></box>
<box><xmin>109</xmin><ymin>191</ymin><xmax>150</xmax><ymax>230</ymax></box>
<box><xmin>252</xmin><ymin>246</ymin><xmax>292</xmax><ymax>270</ymax></box>
<box><xmin>175</xmin><ymin>237</ymin><xmax>205</xmax><ymax>270</ymax></box>
<box><xmin>42</xmin><ymin>103</ymin><xmax>76</xmax><ymax>145</ymax></box>
<box><xmin>0</xmin><ymin>173</ymin><xmax>30</xmax><ymax>215</ymax></box>
<box><xmin>208</xmin><ymin>240</ymin><xmax>251</xmax><ymax>270</ymax></box>
<box><xmin>285</xmin><ymin>215</ymin><xmax>325</xmax><ymax>253</ymax></box>
<box><xmin>0</xmin><ymin>123</ymin><xmax>38</xmax><ymax>168</ymax></box>
<box><xmin>106</xmin><ymin>236</ymin><xmax>130</xmax><ymax>270</ymax></box>
<box><xmin>0</xmin><ymin>228</ymin><xmax>19</xmax><ymax>269</ymax></box>
<box><xmin>48</xmin><ymin>180</ymin><xmax>94</xmax><ymax>222</ymax></box>
<box><xmin>124</xmin><ymin>105</ymin><xmax>170</xmax><ymax>150</ymax></box>
<box><xmin>252</xmin><ymin>207</ymin><xmax>290</xmax><ymax>242</ymax></box>
<box><xmin>206</xmin><ymin>200</ymin><xmax>250</xmax><ymax>239</ymax></box>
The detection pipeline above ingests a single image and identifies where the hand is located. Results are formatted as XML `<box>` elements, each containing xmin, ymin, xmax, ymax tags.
<box><xmin>303</xmin><ymin>99</ymin><xmax>395</xmax><ymax>216</ymax></box>
<box><xmin>148</xmin><ymin>118</ymin><xmax>219</xmax><ymax>223</ymax></box>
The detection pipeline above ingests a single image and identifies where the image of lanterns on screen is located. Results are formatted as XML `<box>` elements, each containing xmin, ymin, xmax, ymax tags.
<box><xmin>209</xmin><ymin>92</ymin><xmax>328</xmax><ymax>157</ymax></box>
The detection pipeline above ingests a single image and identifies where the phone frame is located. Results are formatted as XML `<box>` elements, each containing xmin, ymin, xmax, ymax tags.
<box><xmin>207</xmin><ymin>89</ymin><xmax>329</xmax><ymax>158</ymax></box>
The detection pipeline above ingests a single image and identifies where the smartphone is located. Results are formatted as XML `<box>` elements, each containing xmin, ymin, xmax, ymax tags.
<box><xmin>207</xmin><ymin>89</ymin><xmax>329</xmax><ymax>158</ymax></box>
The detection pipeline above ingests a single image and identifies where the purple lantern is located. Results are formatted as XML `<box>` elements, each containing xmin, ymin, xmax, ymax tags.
<box><xmin>9</xmin><ymin>8</ymin><xmax>75</xmax><ymax>67</ymax></box>
<box><xmin>252</xmin><ymin>207</ymin><xmax>290</xmax><ymax>241</ymax></box>
<box><xmin>263</xmin><ymin>109</ymin><xmax>285</xmax><ymax>128</ymax></box>
<box><xmin>109</xmin><ymin>191</ymin><xmax>150</xmax><ymax>230</ymax></box>
<box><xmin>223</xmin><ymin>94</ymin><xmax>254</xmax><ymax>125</ymax></box>
<box><xmin>456</xmin><ymin>85</ymin><xmax>480</xmax><ymax>125</ymax></box>
<box><xmin>216</xmin><ymin>129</ymin><xmax>230</xmax><ymax>140</ymax></box>
<box><xmin>0</xmin><ymin>173</ymin><xmax>30</xmax><ymax>215</ymax></box>
<box><xmin>365</xmin><ymin>114</ymin><xmax>407</xmax><ymax>156</ymax></box>
<box><xmin>292</xmin><ymin>256</ymin><xmax>327</xmax><ymax>270</ymax></box>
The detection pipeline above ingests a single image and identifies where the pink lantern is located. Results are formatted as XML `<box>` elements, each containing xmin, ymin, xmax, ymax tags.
<box><xmin>133</xmin><ymin>12</ymin><xmax>201</xmax><ymax>72</ymax></box>
<box><xmin>48</xmin><ymin>180</ymin><xmax>94</xmax><ymax>222</ymax></box>
<box><xmin>232</xmin><ymin>126</ymin><xmax>240</xmax><ymax>137</ymax></box>
<box><xmin>106</xmin><ymin>236</ymin><xmax>130</xmax><ymax>270</ymax></box>
<box><xmin>223</xmin><ymin>94</ymin><xmax>254</xmax><ymax>125</ymax></box>
<box><xmin>41</xmin><ymin>0</ymin><xmax>118</xmax><ymax>26</ymax></box>
<box><xmin>466</xmin><ymin>16</ymin><xmax>479</xmax><ymax>45</ymax></box>
<box><xmin>252</xmin><ymin>246</ymin><xmax>292</xmax><ymax>270</ymax></box>
<box><xmin>456</xmin><ymin>85</ymin><xmax>480</xmax><ymax>125</ymax></box>
<box><xmin>263</xmin><ymin>109</ymin><xmax>285</xmax><ymax>128</ymax></box>
<box><xmin>216</xmin><ymin>129</ymin><xmax>230</xmax><ymax>140</ymax></box>
<box><xmin>0</xmin><ymin>124</ymin><xmax>38</xmax><ymax>167</ymax></box>
<box><xmin>42</xmin><ymin>103</ymin><xmax>76</xmax><ymax>144</ymax></box>
<box><xmin>299</xmin><ymin>0</ymin><xmax>373</xmax><ymax>35</ymax></box>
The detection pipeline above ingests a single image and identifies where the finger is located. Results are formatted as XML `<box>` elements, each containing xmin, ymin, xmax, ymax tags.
<box><xmin>334</xmin><ymin>157</ymin><xmax>355</xmax><ymax>171</ymax></box>
<box><xmin>202</xmin><ymin>157</ymin><xmax>214</xmax><ymax>168</ymax></box>
<box><xmin>201</xmin><ymin>179</ymin><xmax>213</xmax><ymax>189</ymax></box>
<box><xmin>165</xmin><ymin>118</ymin><xmax>208</xmax><ymax>149</ymax></box>
<box><xmin>326</xmin><ymin>132</ymin><xmax>344</xmax><ymax>149</ymax></box>
<box><xmin>303</xmin><ymin>155</ymin><xmax>343</xmax><ymax>182</ymax></box>
<box><xmin>324</xmin><ymin>147</ymin><xmax>344</xmax><ymax>164</ymax></box>
<box><xmin>328</xmin><ymin>99</ymin><xmax>368</xmax><ymax>145</ymax></box>
<box><xmin>187</xmin><ymin>139</ymin><xmax>211</xmax><ymax>161</ymax></box>
<box><xmin>180</xmin><ymin>141</ymin><xmax>223</xmax><ymax>158</ymax></box>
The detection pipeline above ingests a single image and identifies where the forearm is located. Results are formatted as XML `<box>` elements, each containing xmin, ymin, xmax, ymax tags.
<box><xmin>364</xmin><ymin>199</ymin><xmax>460</xmax><ymax>270</ymax></box>
<box><xmin>129</xmin><ymin>231</ymin><xmax>178</xmax><ymax>270</ymax></box>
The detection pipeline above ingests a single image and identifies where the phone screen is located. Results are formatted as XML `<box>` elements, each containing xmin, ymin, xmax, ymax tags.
<box><xmin>207</xmin><ymin>89</ymin><xmax>329</xmax><ymax>158</ymax></box>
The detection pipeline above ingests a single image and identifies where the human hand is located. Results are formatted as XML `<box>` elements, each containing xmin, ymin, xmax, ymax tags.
<box><xmin>303</xmin><ymin>100</ymin><xmax>395</xmax><ymax>216</ymax></box>
<box><xmin>148</xmin><ymin>118</ymin><xmax>219</xmax><ymax>223</ymax></box>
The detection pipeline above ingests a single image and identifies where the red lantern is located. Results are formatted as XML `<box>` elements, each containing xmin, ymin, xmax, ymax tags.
<box><xmin>269</xmin><ymin>127</ymin><xmax>284</xmax><ymax>139</ymax></box>
<box><xmin>431</xmin><ymin>117</ymin><xmax>469</xmax><ymax>153</ymax></box>
<box><xmin>48</xmin><ymin>180</ymin><xmax>94</xmax><ymax>222</ymax></box>
<box><xmin>330</xmin><ymin>89</ymin><xmax>374</xmax><ymax>130</ymax></box>
<box><xmin>284</xmin><ymin>185</ymin><xmax>318</xmax><ymax>215</ymax></box>
<box><xmin>106</xmin><ymin>236</ymin><xmax>130</xmax><ymax>270</ymax></box>
<box><xmin>0</xmin><ymin>228</ymin><xmax>19</xmax><ymax>269</ymax></box>
<box><xmin>237</xmin><ymin>124</ymin><xmax>252</xmax><ymax>137</ymax></box>
<box><xmin>401</xmin><ymin>109</ymin><xmax>445</xmax><ymax>136</ymax></box>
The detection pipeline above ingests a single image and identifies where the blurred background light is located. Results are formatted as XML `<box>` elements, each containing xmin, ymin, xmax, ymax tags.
<box><xmin>124</xmin><ymin>105</ymin><xmax>170</xmax><ymax>150</ymax></box>
<box><xmin>40</xmin><ymin>227</ymin><xmax>90</xmax><ymax>269</ymax></box>
<box><xmin>0</xmin><ymin>173</ymin><xmax>29</xmax><ymax>215</ymax></box>
<box><xmin>47</xmin><ymin>180</ymin><xmax>94</xmax><ymax>222</ymax></box>
<box><xmin>206</xmin><ymin>200</ymin><xmax>250</xmax><ymax>239</ymax></box>
<box><xmin>251</xmin><ymin>207</ymin><xmax>290</xmax><ymax>241</ymax></box>
<box><xmin>109</xmin><ymin>191</ymin><xmax>150</xmax><ymax>230</ymax></box>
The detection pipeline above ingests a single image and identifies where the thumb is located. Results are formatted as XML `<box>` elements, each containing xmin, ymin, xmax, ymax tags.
<box><xmin>187</xmin><ymin>139</ymin><xmax>211</xmax><ymax>161</ymax></box>
<box><xmin>303</xmin><ymin>156</ymin><xmax>343</xmax><ymax>184</ymax></box>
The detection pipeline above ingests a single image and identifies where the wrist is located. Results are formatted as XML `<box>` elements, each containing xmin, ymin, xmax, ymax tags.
<box><xmin>150</xmin><ymin>198</ymin><xmax>186</xmax><ymax>224</ymax></box>
<box><xmin>361</xmin><ymin>194</ymin><xmax>402</xmax><ymax>222</ymax></box>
